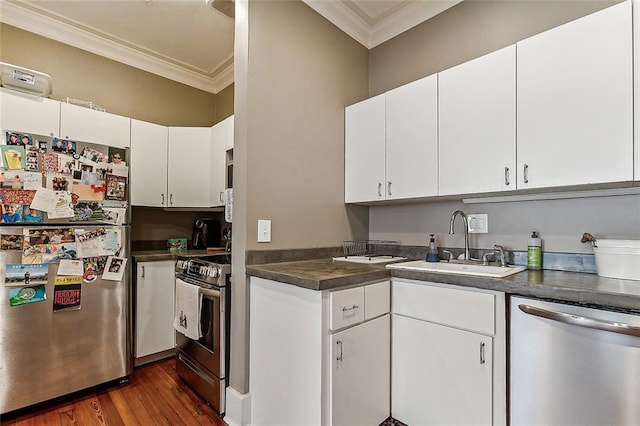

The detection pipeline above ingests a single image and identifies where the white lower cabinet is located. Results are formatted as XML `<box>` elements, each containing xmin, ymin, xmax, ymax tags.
<box><xmin>135</xmin><ymin>260</ymin><xmax>176</xmax><ymax>364</ymax></box>
<box><xmin>391</xmin><ymin>279</ymin><xmax>506</xmax><ymax>426</ymax></box>
<box><xmin>331</xmin><ymin>315</ymin><xmax>390</xmax><ymax>426</ymax></box>
<box><xmin>249</xmin><ymin>277</ymin><xmax>390</xmax><ymax>426</ymax></box>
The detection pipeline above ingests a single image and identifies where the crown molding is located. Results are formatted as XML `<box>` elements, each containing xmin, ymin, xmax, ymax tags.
<box><xmin>303</xmin><ymin>0</ymin><xmax>462</xmax><ymax>49</ymax></box>
<box><xmin>303</xmin><ymin>0</ymin><xmax>371</xmax><ymax>47</ymax></box>
<box><xmin>0</xmin><ymin>1</ymin><xmax>232</xmax><ymax>94</ymax></box>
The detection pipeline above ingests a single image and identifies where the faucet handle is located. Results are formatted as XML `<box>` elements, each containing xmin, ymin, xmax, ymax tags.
<box><xmin>481</xmin><ymin>252</ymin><xmax>495</xmax><ymax>266</ymax></box>
<box><xmin>441</xmin><ymin>250</ymin><xmax>453</xmax><ymax>262</ymax></box>
<box><xmin>493</xmin><ymin>245</ymin><xmax>508</xmax><ymax>267</ymax></box>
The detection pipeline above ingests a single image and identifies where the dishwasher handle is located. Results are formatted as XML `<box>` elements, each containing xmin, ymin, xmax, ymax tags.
<box><xmin>519</xmin><ymin>304</ymin><xmax>640</xmax><ymax>338</ymax></box>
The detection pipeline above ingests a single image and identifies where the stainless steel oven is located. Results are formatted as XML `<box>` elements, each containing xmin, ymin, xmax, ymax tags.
<box><xmin>174</xmin><ymin>255</ymin><xmax>231</xmax><ymax>415</ymax></box>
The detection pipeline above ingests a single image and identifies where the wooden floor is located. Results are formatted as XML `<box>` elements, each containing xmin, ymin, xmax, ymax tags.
<box><xmin>2</xmin><ymin>358</ymin><xmax>227</xmax><ymax>426</ymax></box>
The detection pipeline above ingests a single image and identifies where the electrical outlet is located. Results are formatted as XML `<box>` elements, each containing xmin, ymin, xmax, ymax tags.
<box><xmin>468</xmin><ymin>214</ymin><xmax>488</xmax><ymax>234</ymax></box>
<box><xmin>258</xmin><ymin>219</ymin><xmax>271</xmax><ymax>242</ymax></box>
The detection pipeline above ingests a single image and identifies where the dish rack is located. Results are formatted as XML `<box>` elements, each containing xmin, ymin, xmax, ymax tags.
<box><xmin>341</xmin><ymin>240</ymin><xmax>400</xmax><ymax>258</ymax></box>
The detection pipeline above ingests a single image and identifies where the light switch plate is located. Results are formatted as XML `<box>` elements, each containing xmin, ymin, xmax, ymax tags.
<box><xmin>258</xmin><ymin>219</ymin><xmax>271</xmax><ymax>242</ymax></box>
<box><xmin>468</xmin><ymin>214</ymin><xmax>488</xmax><ymax>234</ymax></box>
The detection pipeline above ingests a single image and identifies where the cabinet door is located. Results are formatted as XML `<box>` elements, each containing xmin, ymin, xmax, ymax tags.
<box><xmin>167</xmin><ymin>127</ymin><xmax>212</xmax><ymax>207</ymax></box>
<box><xmin>517</xmin><ymin>2</ymin><xmax>632</xmax><ymax>189</ymax></box>
<box><xmin>345</xmin><ymin>94</ymin><xmax>386</xmax><ymax>203</ymax></box>
<box><xmin>0</xmin><ymin>88</ymin><xmax>60</xmax><ymax>136</ymax></box>
<box><xmin>135</xmin><ymin>261</ymin><xmax>176</xmax><ymax>359</ymax></box>
<box><xmin>130</xmin><ymin>119</ymin><xmax>168</xmax><ymax>207</ymax></box>
<box><xmin>392</xmin><ymin>314</ymin><xmax>492</xmax><ymax>426</ymax></box>
<box><xmin>222</xmin><ymin>115</ymin><xmax>234</xmax><ymax>150</ymax></box>
<box><xmin>210</xmin><ymin>121</ymin><xmax>227</xmax><ymax>207</ymax></box>
<box><xmin>331</xmin><ymin>314</ymin><xmax>390</xmax><ymax>426</ymax></box>
<box><xmin>60</xmin><ymin>102</ymin><xmax>130</xmax><ymax>147</ymax></box>
<box><xmin>439</xmin><ymin>46</ymin><xmax>516</xmax><ymax>195</ymax></box>
<box><xmin>386</xmin><ymin>74</ymin><xmax>438</xmax><ymax>199</ymax></box>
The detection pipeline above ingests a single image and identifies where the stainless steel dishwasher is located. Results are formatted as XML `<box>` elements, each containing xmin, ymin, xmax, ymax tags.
<box><xmin>510</xmin><ymin>296</ymin><xmax>640</xmax><ymax>426</ymax></box>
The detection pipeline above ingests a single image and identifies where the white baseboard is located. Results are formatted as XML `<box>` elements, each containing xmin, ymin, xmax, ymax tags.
<box><xmin>225</xmin><ymin>387</ymin><xmax>251</xmax><ymax>426</ymax></box>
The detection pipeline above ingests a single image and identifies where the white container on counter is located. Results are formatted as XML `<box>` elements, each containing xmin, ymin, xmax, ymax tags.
<box><xmin>593</xmin><ymin>239</ymin><xmax>640</xmax><ymax>281</ymax></box>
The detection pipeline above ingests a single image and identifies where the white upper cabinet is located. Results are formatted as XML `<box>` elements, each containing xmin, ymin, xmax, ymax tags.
<box><xmin>221</xmin><ymin>115</ymin><xmax>234</xmax><ymax>151</ymax></box>
<box><xmin>439</xmin><ymin>46</ymin><xmax>516</xmax><ymax>196</ymax></box>
<box><xmin>345</xmin><ymin>76</ymin><xmax>438</xmax><ymax>203</ymax></box>
<box><xmin>345</xmin><ymin>94</ymin><xmax>386</xmax><ymax>203</ymax></box>
<box><xmin>210</xmin><ymin>119</ymin><xmax>228</xmax><ymax>207</ymax></box>
<box><xmin>60</xmin><ymin>102</ymin><xmax>130</xmax><ymax>148</ymax></box>
<box><xmin>386</xmin><ymin>74</ymin><xmax>438</xmax><ymax>200</ymax></box>
<box><xmin>167</xmin><ymin>127</ymin><xmax>212</xmax><ymax>207</ymax></box>
<box><xmin>130</xmin><ymin>119</ymin><xmax>168</xmax><ymax>207</ymax></box>
<box><xmin>0</xmin><ymin>88</ymin><xmax>60</xmax><ymax>136</ymax></box>
<box><xmin>517</xmin><ymin>2</ymin><xmax>633</xmax><ymax>189</ymax></box>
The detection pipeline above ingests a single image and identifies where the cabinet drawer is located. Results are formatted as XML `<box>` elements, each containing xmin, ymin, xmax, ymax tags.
<box><xmin>393</xmin><ymin>280</ymin><xmax>495</xmax><ymax>335</ymax></box>
<box><xmin>364</xmin><ymin>280</ymin><xmax>390</xmax><ymax>320</ymax></box>
<box><xmin>330</xmin><ymin>287</ymin><xmax>364</xmax><ymax>331</ymax></box>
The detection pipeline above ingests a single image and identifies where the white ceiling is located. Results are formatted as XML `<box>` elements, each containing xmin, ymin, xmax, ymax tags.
<box><xmin>0</xmin><ymin>0</ymin><xmax>461</xmax><ymax>94</ymax></box>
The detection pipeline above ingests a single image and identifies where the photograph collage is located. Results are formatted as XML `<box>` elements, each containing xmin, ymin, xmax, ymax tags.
<box><xmin>2</xmin><ymin>226</ymin><xmax>127</xmax><ymax>309</ymax></box>
<box><xmin>1</xmin><ymin>128</ymin><xmax>129</xmax><ymax>309</ymax></box>
<box><xmin>1</xmin><ymin>131</ymin><xmax>128</xmax><ymax>224</ymax></box>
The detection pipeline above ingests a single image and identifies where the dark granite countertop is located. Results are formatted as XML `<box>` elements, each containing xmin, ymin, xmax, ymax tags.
<box><xmin>246</xmin><ymin>259</ymin><xmax>390</xmax><ymax>291</ymax></box>
<box><xmin>246</xmin><ymin>259</ymin><xmax>640</xmax><ymax>312</ymax></box>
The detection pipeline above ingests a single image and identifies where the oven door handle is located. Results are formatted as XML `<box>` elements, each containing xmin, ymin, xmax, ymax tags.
<box><xmin>518</xmin><ymin>304</ymin><xmax>640</xmax><ymax>337</ymax></box>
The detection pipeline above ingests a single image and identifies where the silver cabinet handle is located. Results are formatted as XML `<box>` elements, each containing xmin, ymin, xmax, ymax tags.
<box><xmin>387</xmin><ymin>181</ymin><xmax>392</xmax><ymax>196</ymax></box>
<box><xmin>523</xmin><ymin>164</ymin><xmax>529</xmax><ymax>184</ymax></box>
<box><xmin>519</xmin><ymin>304</ymin><xmax>640</xmax><ymax>337</ymax></box>
<box><xmin>161</xmin><ymin>193</ymin><xmax>165</xmax><ymax>205</ymax></box>
<box><xmin>504</xmin><ymin>167</ymin><xmax>510</xmax><ymax>186</ymax></box>
<box><xmin>170</xmin><ymin>193</ymin><xmax>174</xmax><ymax>205</ymax></box>
<box><xmin>377</xmin><ymin>182</ymin><xmax>382</xmax><ymax>197</ymax></box>
<box><xmin>479</xmin><ymin>342</ymin><xmax>485</xmax><ymax>364</ymax></box>
<box><xmin>220</xmin><ymin>191</ymin><xmax>225</xmax><ymax>202</ymax></box>
<box><xmin>141</xmin><ymin>266</ymin><xmax>145</xmax><ymax>278</ymax></box>
<box><xmin>336</xmin><ymin>340</ymin><xmax>343</xmax><ymax>361</ymax></box>
<box><xmin>342</xmin><ymin>304</ymin><xmax>359</xmax><ymax>312</ymax></box>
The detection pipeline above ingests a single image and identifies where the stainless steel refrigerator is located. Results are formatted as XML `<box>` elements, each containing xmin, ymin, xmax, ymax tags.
<box><xmin>0</xmin><ymin>132</ymin><xmax>131</xmax><ymax>414</ymax></box>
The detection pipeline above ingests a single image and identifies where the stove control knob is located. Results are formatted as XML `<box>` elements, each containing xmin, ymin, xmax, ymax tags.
<box><xmin>209</xmin><ymin>267</ymin><xmax>220</xmax><ymax>278</ymax></box>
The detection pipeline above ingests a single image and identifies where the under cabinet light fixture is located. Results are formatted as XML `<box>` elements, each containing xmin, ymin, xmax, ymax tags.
<box><xmin>462</xmin><ymin>187</ymin><xmax>640</xmax><ymax>204</ymax></box>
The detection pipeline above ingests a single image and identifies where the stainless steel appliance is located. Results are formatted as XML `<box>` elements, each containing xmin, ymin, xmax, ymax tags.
<box><xmin>0</xmin><ymin>135</ymin><xmax>131</xmax><ymax>415</ymax></box>
<box><xmin>510</xmin><ymin>296</ymin><xmax>640</xmax><ymax>425</ymax></box>
<box><xmin>192</xmin><ymin>218</ymin><xmax>221</xmax><ymax>249</ymax></box>
<box><xmin>175</xmin><ymin>255</ymin><xmax>230</xmax><ymax>415</ymax></box>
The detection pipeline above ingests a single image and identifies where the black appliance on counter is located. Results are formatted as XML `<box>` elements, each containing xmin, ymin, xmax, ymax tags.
<box><xmin>175</xmin><ymin>255</ymin><xmax>231</xmax><ymax>415</ymax></box>
<box><xmin>192</xmin><ymin>219</ymin><xmax>221</xmax><ymax>249</ymax></box>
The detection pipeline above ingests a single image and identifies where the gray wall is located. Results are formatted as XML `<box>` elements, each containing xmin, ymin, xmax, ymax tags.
<box><xmin>230</xmin><ymin>0</ymin><xmax>369</xmax><ymax>393</ymax></box>
<box><xmin>369</xmin><ymin>195</ymin><xmax>640</xmax><ymax>254</ymax></box>
<box><xmin>367</xmin><ymin>0</ymin><xmax>639</xmax><ymax>255</ymax></box>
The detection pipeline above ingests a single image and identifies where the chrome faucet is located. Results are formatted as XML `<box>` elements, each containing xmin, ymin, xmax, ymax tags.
<box><xmin>449</xmin><ymin>210</ymin><xmax>470</xmax><ymax>261</ymax></box>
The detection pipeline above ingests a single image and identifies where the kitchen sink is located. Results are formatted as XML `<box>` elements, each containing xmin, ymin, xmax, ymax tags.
<box><xmin>387</xmin><ymin>260</ymin><xmax>527</xmax><ymax>278</ymax></box>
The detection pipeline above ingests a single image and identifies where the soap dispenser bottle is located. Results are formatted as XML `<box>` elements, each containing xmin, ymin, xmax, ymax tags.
<box><xmin>426</xmin><ymin>234</ymin><xmax>439</xmax><ymax>262</ymax></box>
<box><xmin>527</xmin><ymin>231</ymin><xmax>542</xmax><ymax>270</ymax></box>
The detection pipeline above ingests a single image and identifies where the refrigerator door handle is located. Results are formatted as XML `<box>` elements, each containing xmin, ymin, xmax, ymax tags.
<box><xmin>518</xmin><ymin>304</ymin><xmax>640</xmax><ymax>337</ymax></box>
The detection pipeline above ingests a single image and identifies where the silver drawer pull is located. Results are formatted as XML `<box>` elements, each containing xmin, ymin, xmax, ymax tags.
<box><xmin>480</xmin><ymin>342</ymin><xmax>486</xmax><ymax>364</ymax></box>
<box><xmin>336</xmin><ymin>340</ymin><xmax>343</xmax><ymax>361</ymax></box>
<box><xmin>342</xmin><ymin>304</ymin><xmax>359</xmax><ymax>312</ymax></box>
